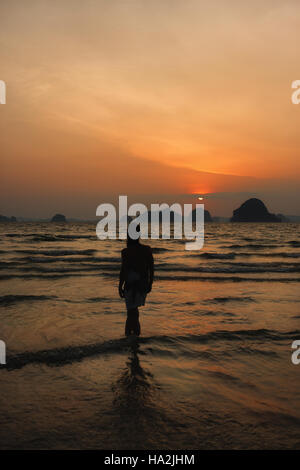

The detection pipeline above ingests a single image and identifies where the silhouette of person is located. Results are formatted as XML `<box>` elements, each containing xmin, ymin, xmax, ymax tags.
<box><xmin>119</xmin><ymin>226</ymin><xmax>154</xmax><ymax>336</ymax></box>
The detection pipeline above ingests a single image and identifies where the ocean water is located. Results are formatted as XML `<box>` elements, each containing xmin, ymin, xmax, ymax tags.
<box><xmin>0</xmin><ymin>222</ymin><xmax>299</xmax><ymax>449</ymax></box>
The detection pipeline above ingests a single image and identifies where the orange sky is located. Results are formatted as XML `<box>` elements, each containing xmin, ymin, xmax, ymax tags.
<box><xmin>1</xmin><ymin>0</ymin><xmax>300</xmax><ymax>217</ymax></box>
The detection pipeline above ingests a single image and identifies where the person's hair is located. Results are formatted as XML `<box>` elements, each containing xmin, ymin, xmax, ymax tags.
<box><xmin>127</xmin><ymin>224</ymin><xmax>140</xmax><ymax>247</ymax></box>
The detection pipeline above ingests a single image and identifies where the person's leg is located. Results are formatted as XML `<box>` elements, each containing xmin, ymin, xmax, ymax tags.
<box><xmin>125</xmin><ymin>316</ymin><xmax>131</xmax><ymax>336</ymax></box>
<box><xmin>133</xmin><ymin>307</ymin><xmax>140</xmax><ymax>336</ymax></box>
<box><xmin>125</xmin><ymin>307</ymin><xmax>140</xmax><ymax>336</ymax></box>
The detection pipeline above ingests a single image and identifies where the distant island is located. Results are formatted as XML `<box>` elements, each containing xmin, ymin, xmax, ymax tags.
<box><xmin>51</xmin><ymin>213</ymin><xmax>67</xmax><ymax>223</ymax></box>
<box><xmin>0</xmin><ymin>215</ymin><xmax>17</xmax><ymax>222</ymax></box>
<box><xmin>276</xmin><ymin>213</ymin><xmax>290</xmax><ymax>222</ymax></box>
<box><xmin>231</xmin><ymin>198</ymin><xmax>281</xmax><ymax>222</ymax></box>
<box><xmin>191</xmin><ymin>208</ymin><xmax>212</xmax><ymax>223</ymax></box>
<box><xmin>1</xmin><ymin>202</ymin><xmax>297</xmax><ymax>224</ymax></box>
<box><xmin>144</xmin><ymin>208</ymin><xmax>212</xmax><ymax>223</ymax></box>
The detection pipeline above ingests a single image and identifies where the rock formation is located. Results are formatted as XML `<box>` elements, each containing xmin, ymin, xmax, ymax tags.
<box><xmin>231</xmin><ymin>198</ymin><xmax>281</xmax><ymax>222</ymax></box>
<box><xmin>190</xmin><ymin>208</ymin><xmax>212</xmax><ymax>223</ymax></box>
<box><xmin>0</xmin><ymin>215</ymin><xmax>17</xmax><ymax>222</ymax></box>
<box><xmin>51</xmin><ymin>213</ymin><xmax>67</xmax><ymax>223</ymax></box>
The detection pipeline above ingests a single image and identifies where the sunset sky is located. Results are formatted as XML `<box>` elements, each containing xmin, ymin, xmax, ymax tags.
<box><xmin>1</xmin><ymin>0</ymin><xmax>300</xmax><ymax>218</ymax></box>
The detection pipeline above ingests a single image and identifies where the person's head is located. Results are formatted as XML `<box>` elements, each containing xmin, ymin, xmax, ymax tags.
<box><xmin>127</xmin><ymin>224</ymin><xmax>140</xmax><ymax>247</ymax></box>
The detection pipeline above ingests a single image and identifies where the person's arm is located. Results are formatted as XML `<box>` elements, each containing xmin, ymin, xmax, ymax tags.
<box><xmin>147</xmin><ymin>248</ymin><xmax>154</xmax><ymax>293</ymax></box>
<box><xmin>119</xmin><ymin>251</ymin><xmax>126</xmax><ymax>298</ymax></box>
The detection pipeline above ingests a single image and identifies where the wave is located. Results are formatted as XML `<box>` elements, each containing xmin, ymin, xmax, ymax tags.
<box><xmin>223</xmin><ymin>244</ymin><xmax>279</xmax><ymax>250</ymax></box>
<box><xmin>5</xmin><ymin>233</ymin><xmax>26</xmax><ymax>237</ymax></box>
<box><xmin>199</xmin><ymin>310</ymin><xmax>236</xmax><ymax>317</ymax></box>
<box><xmin>1</xmin><ymin>264</ymin><xmax>300</xmax><ymax>283</ymax></box>
<box><xmin>2</xmin><ymin>260</ymin><xmax>300</xmax><ymax>275</ymax></box>
<box><xmin>235</xmin><ymin>252</ymin><xmax>300</xmax><ymax>259</ymax></box>
<box><xmin>151</xmin><ymin>329</ymin><xmax>300</xmax><ymax>343</ymax></box>
<box><xmin>151</xmin><ymin>247</ymin><xmax>171</xmax><ymax>253</ymax></box>
<box><xmin>16</xmin><ymin>249</ymin><xmax>97</xmax><ymax>256</ymax></box>
<box><xmin>86</xmin><ymin>297</ymin><xmax>113</xmax><ymax>303</ymax></box>
<box><xmin>55</xmin><ymin>234</ymin><xmax>93</xmax><ymax>239</ymax></box>
<box><xmin>5</xmin><ymin>233</ymin><xmax>94</xmax><ymax>242</ymax></box>
<box><xmin>0</xmin><ymin>264</ymin><xmax>120</xmax><ymax>273</ymax></box>
<box><xmin>0</xmin><ymin>273</ymin><xmax>93</xmax><ymax>280</ymax></box>
<box><xmin>5</xmin><ymin>338</ymin><xmax>132</xmax><ymax>370</ymax></box>
<box><xmin>199</xmin><ymin>251</ymin><xmax>300</xmax><ymax>259</ymax></box>
<box><xmin>0</xmin><ymin>294</ymin><xmax>112</xmax><ymax>306</ymax></box>
<box><xmin>0</xmin><ymin>294</ymin><xmax>57</xmax><ymax>306</ymax></box>
<box><xmin>9</xmin><ymin>249</ymin><xmax>300</xmax><ymax>261</ymax></box>
<box><xmin>1</xmin><ymin>269</ymin><xmax>300</xmax><ymax>283</ymax></box>
<box><xmin>4</xmin><ymin>328</ymin><xmax>298</xmax><ymax>370</ymax></box>
<box><xmin>205</xmin><ymin>296</ymin><xmax>255</xmax><ymax>304</ymax></box>
<box><xmin>30</xmin><ymin>235</ymin><xmax>58</xmax><ymax>242</ymax></box>
<box><xmin>18</xmin><ymin>256</ymin><xmax>120</xmax><ymax>264</ymax></box>
<box><xmin>199</xmin><ymin>252</ymin><xmax>236</xmax><ymax>259</ymax></box>
<box><xmin>4</xmin><ymin>233</ymin><xmax>57</xmax><ymax>241</ymax></box>
<box><xmin>289</xmin><ymin>240</ymin><xmax>300</xmax><ymax>247</ymax></box>
<box><xmin>157</xmin><ymin>262</ymin><xmax>300</xmax><ymax>274</ymax></box>
<box><xmin>154</xmin><ymin>274</ymin><xmax>300</xmax><ymax>282</ymax></box>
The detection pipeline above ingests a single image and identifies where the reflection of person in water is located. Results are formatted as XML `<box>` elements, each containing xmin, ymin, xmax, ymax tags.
<box><xmin>111</xmin><ymin>341</ymin><xmax>156</xmax><ymax>448</ymax></box>
<box><xmin>119</xmin><ymin>227</ymin><xmax>154</xmax><ymax>336</ymax></box>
